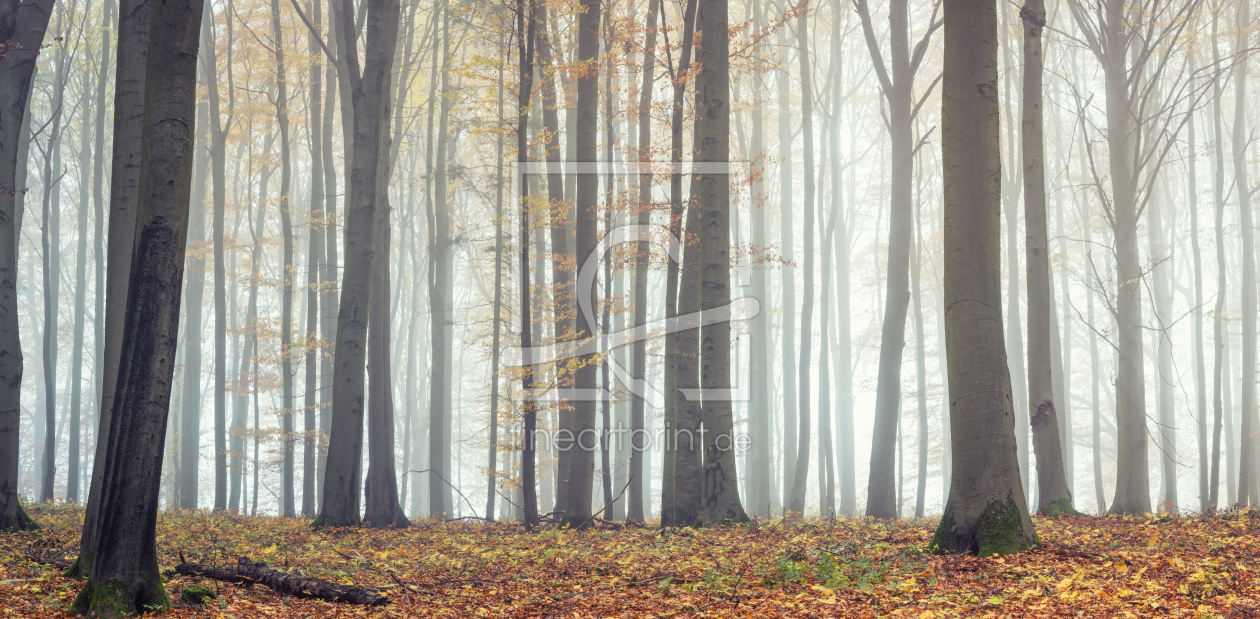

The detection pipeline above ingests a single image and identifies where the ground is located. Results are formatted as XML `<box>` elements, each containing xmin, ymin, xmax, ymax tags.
<box><xmin>0</xmin><ymin>505</ymin><xmax>1257</xmax><ymax>617</ymax></box>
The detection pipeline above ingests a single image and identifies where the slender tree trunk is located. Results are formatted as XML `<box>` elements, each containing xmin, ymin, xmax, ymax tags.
<box><xmin>857</xmin><ymin>0</ymin><xmax>920</xmax><ymax>519</ymax></box>
<box><xmin>1208</xmin><ymin>7</ymin><xmax>1226</xmax><ymax>511</ymax></box>
<box><xmin>787</xmin><ymin>3</ymin><xmax>814</xmax><ymax>518</ymax></box>
<box><xmin>1232</xmin><ymin>0</ymin><xmax>1256</xmax><ymax>507</ymax></box>
<box><xmin>314</xmin><ymin>0</ymin><xmax>402</xmax><ymax>528</ymax></box>
<box><xmin>1020</xmin><ymin>0</ymin><xmax>1073</xmax><ymax>514</ymax></box>
<box><xmin>746</xmin><ymin>0</ymin><xmax>771</xmax><ymax>519</ymax></box>
<box><xmin>206</xmin><ymin>0</ymin><xmax>234</xmax><ymax>512</ymax></box>
<box><xmin>39</xmin><ymin>28</ymin><xmax>67</xmax><ymax>504</ymax></box>
<box><xmin>561</xmin><ymin>0</ymin><xmax>601</xmax><ymax>529</ymax></box>
<box><xmin>68</xmin><ymin>0</ymin><xmax>141</xmax><ymax>568</ymax></box>
<box><xmin>932</xmin><ymin>0</ymin><xmax>1039</xmax><ymax>554</ymax></box>
<box><xmin>68</xmin><ymin>51</ymin><xmax>97</xmax><ymax>504</ymax></box>
<box><xmin>775</xmin><ymin>23</ymin><xmax>797</xmax><ymax>507</ymax></box>
<box><xmin>88</xmin><ymin>0</ymin><xmax>115</xmax><ymax>515</ymax></box>
<box><xmin>426</xmin><ymin>8</ymin><xmax>454</xmax><ymax>519</ymax></box>
<box><xmin>912</xmin><ymin>188</ymin><xmax>928</xmax><ymax>519</ymax></box>
<box><xmin>302</xmin><ymin>0</ymin><xmax>324</xmax><ymax>519</ymax></box>
<box><xmin>72</xmin><ymin>0</ymin><xmax>204</xmax><ymax>609</ymax></box>
<box><xmin>659</xmin><ymin>0</ymin><xmax>696</xmax><ymax>528</ymax></box>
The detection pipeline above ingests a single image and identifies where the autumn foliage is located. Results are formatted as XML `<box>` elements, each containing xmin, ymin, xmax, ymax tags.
<box><xmin>0</xmin><ymin>505</ymin><xmax>1257</xmax><ymax>617</ymax></box>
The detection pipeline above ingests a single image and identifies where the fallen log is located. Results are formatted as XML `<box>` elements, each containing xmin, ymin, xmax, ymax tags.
<box><xmin>174</xmin><ymin>556</ymin><xmax>389</xmax><ymax>606</ymax></box>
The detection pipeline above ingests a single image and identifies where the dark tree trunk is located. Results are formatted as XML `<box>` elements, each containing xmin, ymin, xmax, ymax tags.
<box><xmin>561</xmin><ymin>0</ymin><xmax>601</xmax><ymax>530</ymax></box>
<box><xmin>71</xmin><ymin>0</ymin><xmax>204</xmax><ymax>611</ymax></box>
<box><xmin>0</xmin><ymin>0</ymin><xmax>54</xmax><ymax>532</ymax></box>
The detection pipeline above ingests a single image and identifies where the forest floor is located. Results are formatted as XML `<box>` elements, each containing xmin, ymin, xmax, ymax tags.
<box><xmin>0</xmin><ymin>505</ymin><xmax>1257</xmax><ymax>618</ymax></box>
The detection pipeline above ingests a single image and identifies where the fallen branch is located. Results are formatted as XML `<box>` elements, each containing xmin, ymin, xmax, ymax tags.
<box><xmin>175</xmin><ymin>556</ymin><xmax>389</xmax><ymax>606</ymax></box>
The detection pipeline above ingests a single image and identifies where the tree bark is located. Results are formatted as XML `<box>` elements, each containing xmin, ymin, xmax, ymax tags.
<box><xmin>314</xmin><ymin>0</ymin><xmax>401</xmax><ymax>529</ymax></box>
<box><xmin>1019</xmin><ymin>0</ymin><xmax>1073</xmax><ymax>515</ymax></box>
<box><xmin>931</xmin><ymin>0</ymin><xmax>1039</xmax><ymax>556</ymax></box>
<box><xmin>1232</xmin><ymin>0</ymin><xmax>1256</xmax><ymax>507</ymax></box>
<box><xmin>0</xmin><ymin>0</ymin><xmax>54</xmax><ymax>532</ymax></box>
<box><xmin>71</xmin><ymin>0</ymin><xmax>204</xmax><ymax>611</ymax></box>
<box><xmin>787</xmin><ymin>3</ymin><xmax>814</xmax><ymax>519</ymax></box>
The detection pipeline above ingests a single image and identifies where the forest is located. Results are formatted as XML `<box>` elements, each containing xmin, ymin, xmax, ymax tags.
<box><xmin>0</xmin><ymin>0</ymin><xmax>1257</xmax><ymax>615</ymax></box>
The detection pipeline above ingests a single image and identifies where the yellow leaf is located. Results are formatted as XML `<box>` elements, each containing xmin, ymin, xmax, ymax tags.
<box><xmin>919</xmin><ymin>611</ymin><xmax>936</xmax><ymax>619</ymax></box>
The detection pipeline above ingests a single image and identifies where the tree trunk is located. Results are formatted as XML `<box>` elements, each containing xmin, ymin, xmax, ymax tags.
<box><xmin>1020</xmin><ymin>0</ymin><xmax>1073</xmax><ymax>515</ymax></box>
<box><xmin>72</xmin><ymin>0</ymin><xmax>204</xmax><ymax>610</ymax></box>
<box><xmin>857</xmin><ymin>0</ymin><xmax>920</xmax><ymax>519</ymax></box>
<box><xmin>314</xmin><ymin>0</ymin><xmax>402</xmax><ymax>528</ymax></box>
<box><xmin>932</xmin><ymin>0</ymin><xmax>1039</xmax><ymax>555</ymax></box>
<box><xmin>426</xmin><ymin>8</ymin><xmax>454</xmax><ymax>519</ymax></box>
<box><xmin>1208</xmin><ymin>7</ymin><xmax>1226</xmax><ymax>511</ymax></box>
<box><xmin>775</xmin><ymin>23</ymin><xmax>797</xmax><ymax>509</ymax></box>
<box><xmin>659</xmin><ymin>0</ymin><xmax>696</xmax><ymax>528</ymax></box>
<box><xmin>67</xmin><ymin>0</ymin><xmax>141</xmax><ymax>571</ymax></box>
<box><xmin>787</xmin><ymin>3</ymin><xmax>814</xmax><ymax>519</ymax></box>
<box><xmin>693</xmin><ymin>0</ymin><xmax>748</xmax><ymax>526</ymax></box>
<box><xmin>561</xmin><ymin>0</ymin><xmax>601</xmax><ymax>530</ymax></box>
<box><xmin>0</xmin><ymin>0</ymin><xmax>53</xmax><ymax>532</ymax></box>
<box><xmin>88</xmin><ymin>0</ymin><xmax>115</xmax><ymax>513</ymax></box>
<box><xmin>39</xmin><ymin>29</ymin><xmax>67</xmax><ymax>504</ymax></box>
<box><xmin>627</xmin><ymin>0</ymin><xmax>659</xmax><ymax>525</ymax></box>
<box><xmin>1232</xmin><ymin>0</ymin><xmax>1256</xmax><ymax>507</ymax></box>
<box><xmin>302</xmin><ymin>0</ymin><xmax>324</xmax><ymax>518</ymax></box>
<box><xmin>207</xmin><ymin>0</ymin><xmax>234</xmax><ymax>512</ymax></box>
<box><xmin>269</xmin><ymin>0</ymin><xmax>296</xmax><ymax>519</ymax></box>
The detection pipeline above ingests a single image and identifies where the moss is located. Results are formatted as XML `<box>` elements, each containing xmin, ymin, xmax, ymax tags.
<box><xmin>0</xmin><ymin>502</ymin><xmax>41</xmax><ymax>532</ymax></box>
<box><xmin>927</xmin><ymin>512</ymin><xmax>957</xmax><ymax>555</ymax></box>
<box><xmin>975</xmin><ymin>497</ymin><xmax>1040</xmax><ymax>557</ymax></box>
<box><xmin>63</xmin><ymin>552</ymin><xmax>92</xmax><ymax>580</ymax></box>
<box><xmin>930</xmin><ymin>497</ymin><xmax>1041</xmax><ymax>557</ymax></box>
<box><xmin>1040</xmin><ymin>498</ymin><xmax>1083</xmax><ymax>518</ymax></box>
<box><xmin>69</xmin><ymin>578</ymin><xmax>171</xmax><ymax>618</ymax></box>
<box><xmin>180</xmin><ymin>584</ymin><xmax>216</xmax><ymax>605</ymax></box>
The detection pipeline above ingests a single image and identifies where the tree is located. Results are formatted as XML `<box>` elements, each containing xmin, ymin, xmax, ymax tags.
<box><xmin>854</xmin><ymin>0</ymin><xmax>942</xmax><ymax>520</ymax></box>
<box><xmin>314</xmin><ymin>0</ymin><xmax>402</xmax><ymax>528</ymax></box>
<box><xmin>71</xmin><ymin>0</ymin><xmax>205</xmax><ymax>610</ymax></box>
<box><xmin>786</xmin><ymin>1</ymin><xmax>815</xmax><ymax>519</ymax></box>
<box><xmin>1231</xmin><ymin>0</ymin><xmax>1256</xmax><ymax>507</ymax></box>
<box><xmin>1065</xmin><ymin>0</ymin><xmax>1201</xmax><ymax>516</ymax></box>
<box><xmin>563</xmin><ymin>0</ymin><xmax>601</xmax><ymax>530</ymax></box>
<box><xmin>692</xmin><ymin>0</ymin><xmax>748</xmax><ymax>526</ymax></box>
<box><xmin>1020</xmin><ymin>0</ymin><xmax>1074</xmax><ymax>515</ymax></box>
<box><xmin>0</xmin><ymin>0</ymin><xmax>54</xmax><ymax>533</ymax></box>
<box><xmin>931</xmin><ymin>0</ymin><xmax>1039</xmax><ymax>556</ymax></box>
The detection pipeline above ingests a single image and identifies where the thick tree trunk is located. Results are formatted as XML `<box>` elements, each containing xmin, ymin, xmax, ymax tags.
<box><xmin>694</xmin><ymin>0</ymin><xmax>748</xmax><ymax>526</ymax></box>
<box><xmin>0</xmin><ymin>0</ymin><xmax>53</xmax><ymax>532</ymax></box>
<box><xmin>1020</xmin><ymin>0</ymin><xmax>1073</xmax><ymax>515</ymax></box>
<box><xmin>932</xmin><ymin>0</ymin><xmax>1039</xmax><ymax>556</ymax></box>
<box><xmin>71</xmin><ymin>0</ymin><xmax>204</xmax><ymax>611</ymax></box>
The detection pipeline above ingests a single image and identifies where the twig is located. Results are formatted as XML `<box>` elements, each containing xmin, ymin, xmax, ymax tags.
<box><xmin>412</xmin><ymin>469</ymin><xmax>481</xmax><ymax>520</ymax></box>
<box><xmin>576</xmin><ymin>477</ymin><xmax>632</xmax><ymax>531</ymax></box>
